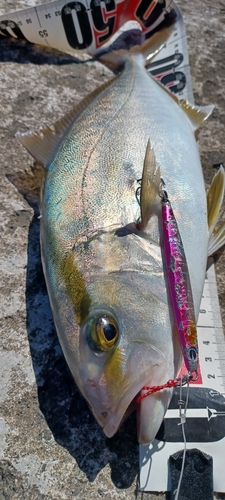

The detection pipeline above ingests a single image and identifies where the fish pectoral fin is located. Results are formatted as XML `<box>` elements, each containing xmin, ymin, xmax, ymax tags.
<box><xmin>208</xmin><ymin>221</ymin><xmax>225</xmax><ymax>256</ymax></box>
<box><xmin>207</xmin><ymin>165</ymin><xmax>225</xmax><ymax>256</ymax></box>
<box><xmin>207</xmin><ymin>165</ymin><xmax>225</xmax><ymax>234</ymax></box>
<box><xmin>16</xmin><ymin>77</ymin><xmax>117</xmax><ymax>167</ymax></box>
<box><xmin>137</xmin><ymin>140</ymin><xmax>161</xmax><ymax>231</ymax></box>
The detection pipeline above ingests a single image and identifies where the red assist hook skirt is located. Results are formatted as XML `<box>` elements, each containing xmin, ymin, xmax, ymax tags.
<box><xmin>161</xmin><ymin>189</ymin><xmax>199</xmax><ymax>375</ymax></box>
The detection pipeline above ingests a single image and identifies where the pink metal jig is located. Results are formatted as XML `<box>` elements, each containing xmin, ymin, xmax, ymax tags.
<box><xmin>161</xmin><ymin>190</ymin><xmax>198</xmax><ymax>375</ymax></box>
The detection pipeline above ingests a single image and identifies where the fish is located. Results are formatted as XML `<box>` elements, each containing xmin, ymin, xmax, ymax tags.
<box><xmin>17</xmin><ymin>23</ymin><xmax>225</xmax><ymax>444</ymax></box>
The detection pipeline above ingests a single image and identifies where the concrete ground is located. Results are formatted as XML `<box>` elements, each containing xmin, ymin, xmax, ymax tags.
<box><xmin>0</xmin><ymin>0</ymin><xmax>225</xmax><ymax>498</ymax></box>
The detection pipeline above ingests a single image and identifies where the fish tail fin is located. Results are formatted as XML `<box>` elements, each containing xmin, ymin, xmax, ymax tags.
<box><xmin>94</xmin><ymin>9</ymin><xmax>177</xmax><ymax>73</ymax></box>
<box><xmin>96</xmin><ymin>15</ymin><xmax>213</xmax><ymax>132</ymax></box>
<box><xmin>134</xmin><ymin>11</ymin><xmax>177</xmax><ymax>62</ymax></box>
<box><xmin>207</xmin><ymin>164</ymin><xmax>225</xmax><ymax>256</ymax></box>
<box><xmin>137</xmin><ymin>139</ymin><xmax>161</xmax><ymax>231</ymax></box>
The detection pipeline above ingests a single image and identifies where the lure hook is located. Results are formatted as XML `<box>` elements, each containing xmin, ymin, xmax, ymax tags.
<box><xmin>159</xmin><ymin>177</ymin><xmax>169</xmax><ymax>203</ymax></box>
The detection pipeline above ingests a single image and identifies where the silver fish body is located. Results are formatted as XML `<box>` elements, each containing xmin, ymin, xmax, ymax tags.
<box><xmin>39</xmin><ymin>53</ymin><xmax>207</xmax><ymax>443</ymax></box>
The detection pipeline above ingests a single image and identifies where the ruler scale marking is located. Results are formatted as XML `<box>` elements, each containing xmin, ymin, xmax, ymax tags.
<box><xmin>0</xmin><ymin>0</ymin><xmax>194</xmax><ymax>103</ymax></box>
<box><xmin>140</xmin><ymin>261</ymin><xmax>225</xmax><ymax>492</ymax></box>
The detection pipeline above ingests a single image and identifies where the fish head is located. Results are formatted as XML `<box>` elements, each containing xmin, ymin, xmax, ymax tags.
<box><xmin>61</xmin><ymin>231</ymin><xmax>181</xmax><ymax>444</ymax></box>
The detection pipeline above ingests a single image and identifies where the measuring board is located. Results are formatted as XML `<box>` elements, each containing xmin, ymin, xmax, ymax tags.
<box><xmin>0</xmin><ymin>0</ymin><xmax>194</xmax><ymax>103</ymax></box>
<box><xmin>139</xmin><ymin>258</ymin><xmax>225</xmax><ymax>493</ymax></box>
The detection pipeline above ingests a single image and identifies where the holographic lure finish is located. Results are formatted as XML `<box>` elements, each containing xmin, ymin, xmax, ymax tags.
<box><xmin>161</xmin><ymin>191</ymin><xmax>198</xmax><ymax>374</ymax></box>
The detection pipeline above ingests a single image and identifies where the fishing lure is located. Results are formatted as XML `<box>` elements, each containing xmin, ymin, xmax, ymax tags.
<box><xmin>136</xmin><ymin>186</ymin><xmax>198</xmax><ymax>405</ymax></box>
<box><xmin>161</xmin><ymin>189</ymin><xmax>198</xmax><ymax>376</ymax></box>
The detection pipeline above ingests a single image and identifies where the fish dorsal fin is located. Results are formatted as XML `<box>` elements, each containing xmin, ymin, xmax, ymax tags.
<box><xmin>149</xmin><ymin>75</ymin><xmax>214</xmax><ymax>131</ymax></box>
<box><xmin>16</xmin><ymin>76</ymin><xmax>117</xmax><ymax>167</ymax></box>
<box><xmin>137</xmin><ymin>139</ymin><xmax>161</xmax><ymax>231</ymax></box>
<box><xmin>180</xmin><ymin>102</ymin><xmax>214</xmax><ymax>132</ymax></box>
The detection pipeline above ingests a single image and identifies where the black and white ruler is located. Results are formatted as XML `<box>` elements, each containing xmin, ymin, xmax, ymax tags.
<box><xmin>0</xmin><ymin>0</ymin><xmax>194</xmax><ymax>102</ymax></box>
<box><xmin>140</xmin><ymin>259</ymin><xmax>225</xmax><ymax>493</ymax></box>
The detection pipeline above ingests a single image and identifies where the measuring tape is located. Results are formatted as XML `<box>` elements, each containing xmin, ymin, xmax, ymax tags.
<box><xmin>140</xmin><ymin>259</ymin><xmax>225</xmax><ymax>492</ymax></box>
<box><xmin>0</xmin><ymin>0</ymin><xmax>180</xmax><ymax>53</ymax></box>
<box><xmin>0</xmin><ymin>0</ymin><xmax>194</xmax><ymax>103</ymax></box>
<box><xmin>198</xmin><ymin>258</ymin><xmax>225</xmax><ymax>395</ymax></box>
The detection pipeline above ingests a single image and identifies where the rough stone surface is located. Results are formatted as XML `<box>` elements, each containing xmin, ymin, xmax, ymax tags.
<box><xmin>0</xmin><ymin>1</ymin><xmax>225</xmax><ymax>499</ymax></box>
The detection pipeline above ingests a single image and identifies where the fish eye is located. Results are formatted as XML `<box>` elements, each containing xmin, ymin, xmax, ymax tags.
<box><xmin>97</xmin><ymin>316</ymin><xmax>118</xmax><ymax>343</ymax></box>
<box><xmin>87</xmin><ymin>314</ymin><xmax>119</xmax><ymax>351</ymax></box>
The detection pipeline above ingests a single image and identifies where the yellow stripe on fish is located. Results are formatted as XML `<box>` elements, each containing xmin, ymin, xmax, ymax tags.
<box><xmin>61</xmin><ymin>252</ymin><xmax>91</xmax><ymax>324</ymax></box>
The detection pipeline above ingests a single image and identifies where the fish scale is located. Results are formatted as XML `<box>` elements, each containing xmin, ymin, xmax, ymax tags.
<box><xmin>18</xmin><ymin>40</ymin><xmax>217</xmax><ymax>443</ymax></box>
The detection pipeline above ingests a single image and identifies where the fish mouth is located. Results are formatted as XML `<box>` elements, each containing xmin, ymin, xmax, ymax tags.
<box><xmin>102</xmin><ymin>377</ymin><xmax>146</xmax><ymax>437</ymax></box>
<box><xmin>102</xmin><ymin>360</ymin><xmax>172</xmax><ymax>443</ymax></box>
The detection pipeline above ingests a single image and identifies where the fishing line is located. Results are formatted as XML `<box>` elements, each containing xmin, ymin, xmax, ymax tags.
<box><xmin>136</xmin><ymin>183</ymin><xmax>196</xmax><ymax>496</ymax></box>
<box><xmin>136</xmin><ymin>374</ymin><xmax>191</xmax><ymax>499</ymax></box>
<box><xmin>174</xmin><ymin>378</ymin><xmax>190</xmax><ymax>500</ymax></box>
<box><xmin>136</xmin><ymin>373</ymin><xmax>192</xmax><ymax>403</ymax></box>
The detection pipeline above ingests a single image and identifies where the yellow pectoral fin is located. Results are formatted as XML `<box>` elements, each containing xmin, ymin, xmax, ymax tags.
<box><xmin>208</xmin><ymin>221</ymin><xmax>225</xmax><ymax>256</ymax></box>
<box><xmin>207</xmin><ymin>165</ymin><xmax>225</xmax><ymax>234</ymax></box>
